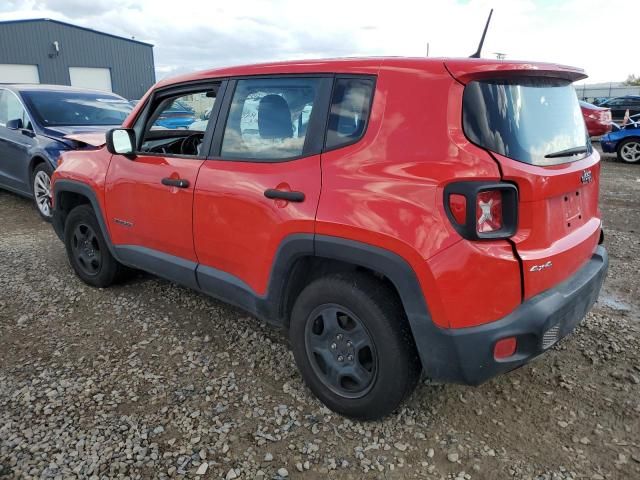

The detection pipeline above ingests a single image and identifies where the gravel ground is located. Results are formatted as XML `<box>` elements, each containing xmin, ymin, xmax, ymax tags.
<box><xmin>1</xmin><ymin>153</ymin><xmax>639</xmax><ymax>480</ymax></box>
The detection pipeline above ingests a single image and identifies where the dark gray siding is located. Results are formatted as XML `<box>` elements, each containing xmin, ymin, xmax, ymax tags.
<box><xmin>0</xmin><ymin>19</ymin><xmax>155</xmax><ymax>99</ymax></box>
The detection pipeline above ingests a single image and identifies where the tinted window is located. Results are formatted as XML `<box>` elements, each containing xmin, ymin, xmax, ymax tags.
<box><xmin>21</xmin><ymin>91</ymin><xmax>132</xmax><ymax>127</ymax></box>
<box><xmin>220</xmin><ymin>77</ymin><xmax>321</xmax><ymax>160</ymax></box>
<box><xmin>138</xmin><ymin>87</ymin><xmax>218</xmax><ymax>157</ymax></box>
<box><xmin>326</xmin><ymin>77</ymin><xmax>374</xmax><ymax>150</ymax></box>
<box><xmin>148</xmin><ymin>92</ymin><xmax>213</xmax><ymax>131</ymax></box>
<box><xmin>0</xmin><ymin>90</ymin><xmax>30</xmax><ymax>128</ymax></box>
<box><xmin>463</xmin><ymin>78</ymin><xmax>589</xmax><ymax>166</ymax></box>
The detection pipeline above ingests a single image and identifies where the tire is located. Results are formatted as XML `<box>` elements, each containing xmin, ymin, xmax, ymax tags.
<box><xmin>289</xmin><ymin>272</ymin><xmax>421</xmax><ymax>420</ymax></box>
<box><xmin>617</xmin><ymin>138</ymin><xmax>640</xmax><ymax>164</ymax></box>
<box><xmin>64</xmin><ymin>204</ymin><xmax>122</xmax><ymax>288</ymax></box>
<box><xmin>31</xmin><ymin>162</ymin><xmax>54</xmax><ymax>221</ymax></box>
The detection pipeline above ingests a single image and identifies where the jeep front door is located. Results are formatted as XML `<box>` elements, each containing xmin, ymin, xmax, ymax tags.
<box><xmin>105</xmin><ymin>85</ymin><xmax>219</xmax><ymax>273</ymax></box>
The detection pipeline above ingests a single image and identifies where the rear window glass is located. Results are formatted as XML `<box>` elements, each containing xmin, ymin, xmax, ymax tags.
<box><xmin>463</xmin><ymin>78</ymin><xmax>590</xmax><ymax>166</ymax></box>
<box><xmin>326</xmin><ymin>77</ymin><xmax>374</xmax><ymax>150</ymax></box>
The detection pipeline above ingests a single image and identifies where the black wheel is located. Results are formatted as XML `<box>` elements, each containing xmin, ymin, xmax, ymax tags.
<box><xmin>31</xmin><ymin>163</ymin><xmax>53</xmax><ymax>221</ymax></box>
<box><xmin>290</xmin><ymin>273</ymin><xmax>421</xmax><ymax>420</ymax></box>
<box><xmin>617</xmin><ymin>138</ymin><xmax>640</xmax><ymax>163</ymax></box>
<box><xmin>64</xmin><ymin>204</ymin><xmax>122</xmax><ymax>287</ymax></box>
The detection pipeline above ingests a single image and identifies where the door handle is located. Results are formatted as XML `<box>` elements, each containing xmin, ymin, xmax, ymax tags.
<box><xmin>264</xmin><ymin>189</ymin><xmax>305</xmax><ymax>202</ymax></box>
<box><xmin>161</xmin><ymin>177</ymin><xmax>189</xmax><ymax>188</ymax></box>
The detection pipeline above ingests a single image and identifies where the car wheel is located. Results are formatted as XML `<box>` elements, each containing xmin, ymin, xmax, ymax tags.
<box><xmin>32</xmin><ymin>163</ymin><xmax>53</xmax><ymax>221</ymax></box>
<box><xmin>289</xmin><ymin>272</ymin><xmax>421</xmax><ymax>420</ymax></box>
<box><xmin>64</xmin><ymin>204</ymin><xmax>122</xmax><ymax>288</ymax></box>
<box><xmin>617</xmin><ymin>138</ymin><xmax>640</xmax><ymax>164</ymax></box>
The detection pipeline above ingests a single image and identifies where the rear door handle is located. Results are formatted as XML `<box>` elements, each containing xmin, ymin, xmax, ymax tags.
<box><xmin>161</xmin><ymin>177</ymin><xmax>189</xmax><ymax>188</ymax></box>
<box><xmin>264</xmin><ymin>189</ymin><xmax>305</xmax><ymax>202</ymax></box>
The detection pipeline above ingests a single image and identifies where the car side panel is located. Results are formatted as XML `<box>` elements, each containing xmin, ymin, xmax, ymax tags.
<box><xmin>193</xmin><ymin>155</ymin><xmax>322</xmax><ymax>296</ymax></box>
<box><xmin>316</xmin><ymin>62</ymin><xmax>522</xmax><ymax>329</ymax></box>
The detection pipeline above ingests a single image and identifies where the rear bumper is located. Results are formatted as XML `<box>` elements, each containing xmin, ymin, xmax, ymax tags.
<box><xmin>423</xmin><ymin>245</ymin><xmax>608</xmax><ymax>385</ymax></box>
<box><xmin>600</xmin><ymin>140</ymin><xmax>616</xmax><ymax>153</ymax></box>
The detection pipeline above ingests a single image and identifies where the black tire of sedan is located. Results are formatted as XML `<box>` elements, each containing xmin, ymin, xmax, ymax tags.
<box><xmin>64</xmin><ymin>205</ymin><xmax>122</xmax><ymax>288</ymax></box>
<box><xmin>290</xmin><ymin>272</ymin><xmax>421</xmax><ymax>420</ymax></box>
<box><xmin>31</xmin><ymin>163</ymin><xmax>54</xmax><ymax>221</ymax></box>
<box><xmin>617</xmin><ymin>138</ymin><xmax>640</xmax><ymax>164</ymax></box>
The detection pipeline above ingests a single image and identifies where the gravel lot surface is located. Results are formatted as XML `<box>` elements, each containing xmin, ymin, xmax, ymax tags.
<box><xmin>1</xmin><ymin>153</ymin><xmax>639</xmax><ymax>479</ymax></box>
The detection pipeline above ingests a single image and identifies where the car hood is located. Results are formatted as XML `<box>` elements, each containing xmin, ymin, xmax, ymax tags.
<box><xmin>40</xmin><ymin>125</ymin><xmax>117</xmax><ymax>148</ymax></box>
<box><xmin>41</xmin><ymin>124</ymin><xmax>118</xmax><ymax>139</ymax></box>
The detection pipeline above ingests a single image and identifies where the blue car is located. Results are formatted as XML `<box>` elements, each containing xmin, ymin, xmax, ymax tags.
<box><xmin>600</xmin><ymin>114</ymin><xmax>640</xmax><ymax>164</ymax></box>
<box><xmin>0</xmin><ymin>85</ymin><xmax>132</xmax><ymax>219</ymax></box>
<box><xmin>153</xmin><ymin>100</ymin><xmax>196</xmax><ymax>129</ymax></box>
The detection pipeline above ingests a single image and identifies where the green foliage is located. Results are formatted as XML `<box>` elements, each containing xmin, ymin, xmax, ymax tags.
<box><xmin>623</xmin><ymin>74</ymin><xmax>640</xmax><ymax>86</ymax></box>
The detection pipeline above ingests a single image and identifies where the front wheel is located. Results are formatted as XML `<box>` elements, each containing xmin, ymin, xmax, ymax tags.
<box><xmin>32</xmin><ymin>163</ymin><xmax>53</xmax><ymax>221</ymax></box>
<box><xmin>64</xmin><ymin>204</ymin><xmax>123</xmax><ymax>287</ymax></box>
<box><xmin>617</xmin><ymin>138</ymin><xmax>640</xmax><ymax>164</ymax></box>
<box><xmin>289</xmin><ymin>273</ymin><xmax>421</xmax><ymax>420</ymax></box>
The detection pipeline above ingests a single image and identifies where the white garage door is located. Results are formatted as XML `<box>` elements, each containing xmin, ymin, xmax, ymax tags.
<box><xmin>0</xmin><ymin>64</ymin><xmax>40</xmax><ymax>84</ymax></box>
<box><xmin>68</xmin><ymin>67</ymin><xmax>112</xmax><ymax>92</ymax></box>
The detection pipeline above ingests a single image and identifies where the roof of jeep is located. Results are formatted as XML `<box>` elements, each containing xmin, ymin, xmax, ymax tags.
<box><xmin>156</xmin><ymin>57</ymin><xmax>587</xmax><ymax>87</ymax></box>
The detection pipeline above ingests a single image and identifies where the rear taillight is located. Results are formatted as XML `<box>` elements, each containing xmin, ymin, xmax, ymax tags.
<box><xmin>476</xmin><ymin>190</ymin><xmax>503</xmax><ymax>233</ymax></box>
<box><xmin>449</xmin><ymin>194</ymin><xmax>467</xmax><ymax>225</ymax></box>
<box><xmin>444</xmin><ymin>182</ymin><xmax>518</xmax><ymax>240</ymax></box>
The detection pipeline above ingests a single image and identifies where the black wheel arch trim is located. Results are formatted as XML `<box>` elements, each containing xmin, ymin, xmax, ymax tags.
<box><xmin>51</xmin><ymin>179</ymin><xmax>117</xmax><ymax>258</ymax></box>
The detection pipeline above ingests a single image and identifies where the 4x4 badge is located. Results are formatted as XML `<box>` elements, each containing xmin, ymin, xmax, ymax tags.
<box><xmin>580</xmin><ymin>169</ymin><xmax>593</xmax><ymax>184</ymax></box>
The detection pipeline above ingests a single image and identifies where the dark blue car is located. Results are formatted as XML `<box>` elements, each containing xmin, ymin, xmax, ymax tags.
<box><xmin>600</xmin><ymin>114</ymin><xmax>640</xmax><ymax>164</ymax></box>
<box><xmin>0</xmin><ymin>85</ymin><xmax>132</xmax><ymax>219</ymax></box>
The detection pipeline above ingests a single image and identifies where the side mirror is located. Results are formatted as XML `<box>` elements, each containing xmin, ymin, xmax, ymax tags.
<box><xmin>6</xmin><ymin>118</ymin><xmax>23</xmax><ymax>130</ymax></box>
<box><xmin>106</xmin><ymin>128</ymin><xmax>136</xmax><ymax>156</ymax></box>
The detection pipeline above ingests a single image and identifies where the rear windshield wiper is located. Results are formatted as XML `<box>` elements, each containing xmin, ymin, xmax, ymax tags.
<box><xmin>544</xmin><ymin>146</ymin><xmax>589</xmax><ymax>159</ymax></box>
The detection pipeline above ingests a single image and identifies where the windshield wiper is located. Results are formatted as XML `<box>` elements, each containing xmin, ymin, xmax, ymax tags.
<box><xmin>544</xmin><ymin>146</ymin><xmax>589</xmax><ymax>159</ymax></box>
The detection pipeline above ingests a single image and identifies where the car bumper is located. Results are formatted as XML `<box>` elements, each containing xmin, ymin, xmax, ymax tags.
<box><xmin>422</xmin><ymin>245</ymin><xmax>608</xmax><ymax>385</ymax></box>
<box><xmin>600</xmin><ymin>140</ymin><xmax>616</xmax><ymax>153</ymax></box>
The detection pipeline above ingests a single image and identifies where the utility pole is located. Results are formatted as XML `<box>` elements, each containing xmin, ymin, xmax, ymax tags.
<box><xmin>426</xmin><ymin>42</ymin><xmax>430</xmax><ymax>57</ymax></box>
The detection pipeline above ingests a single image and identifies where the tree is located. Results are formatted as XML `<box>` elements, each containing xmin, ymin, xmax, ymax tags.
<box><xmin>623</xmin><ymin>74</ymin><xmax>640</xmax><ymax>86</ymax></box>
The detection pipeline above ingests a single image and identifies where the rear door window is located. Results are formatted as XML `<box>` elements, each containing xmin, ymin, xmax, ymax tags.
<box><xmin>220</xmin><ymin>77</ymin><xmax>322</xmax><ymax>160</ymax></box>
<box><xmin>325</xmin><ymin>77</ymin><xmax>375</xmax><ymax>150</ymax></box>
<box><xmin>463</xmin><ymin>78</ymin><xmax>590</xmax><ymax>166</ymax></box>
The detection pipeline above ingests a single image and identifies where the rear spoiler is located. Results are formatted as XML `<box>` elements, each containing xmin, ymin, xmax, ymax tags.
<box><xmin>445</xmin><ymin>59</ymin><xmax>587</xmax><ymax>84</ymax></box>
<box><xmin>63</xmin><ymin>132</ymin><xmax>107</xmax><ymax>148</ymax></box>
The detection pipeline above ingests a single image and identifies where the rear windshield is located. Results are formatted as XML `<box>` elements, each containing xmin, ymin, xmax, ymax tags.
<box><xmin>463</xmin><ymin>78</ymin><xmax>590</xmax><ymax>166</ymax></box>
<box><xmin>21</xmin><ymin>91</ymin><xmax>132</xmax><ymax>127</ymax></box>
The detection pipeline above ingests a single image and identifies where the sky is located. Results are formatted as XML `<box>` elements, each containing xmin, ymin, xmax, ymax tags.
<box><xmin>0</xmin><ymin>0</ymin><xmax>637</xmax><ymax>85</ymax></box>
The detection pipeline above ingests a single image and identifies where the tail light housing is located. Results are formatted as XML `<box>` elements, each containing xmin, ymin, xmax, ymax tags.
<box><xmin>444</xmin><ymin>181</ymin><xmax>518</xmax><ymax>240</ymax></box>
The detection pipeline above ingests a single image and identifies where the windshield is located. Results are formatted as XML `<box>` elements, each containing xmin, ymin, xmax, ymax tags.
<box><xmin>21</xmin><ymin>91</ymin><xmax>132</xmax><ymax>127</ymax></box>
<box><xmin>463</xmin><ymin>78</ymin><xmax>590</xmax><ymax>166</ymax></box>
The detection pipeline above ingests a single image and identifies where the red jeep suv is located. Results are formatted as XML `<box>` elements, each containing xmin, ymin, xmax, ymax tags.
<box><xmin>51</xmin><ymin>58</ymin><xmax>608</xmax><ymax>420</ymax></box>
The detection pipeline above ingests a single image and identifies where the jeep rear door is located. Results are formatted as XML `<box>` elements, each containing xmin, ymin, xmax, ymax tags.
<box><xmin>453</xmin><ymin>65</ymin><xmax>602</xmax><ymax>299</ymax></box>
<box><xmin>193</xmin><ymin>76</ymin><xmax>332</xmax><ymax>297</ymax></box>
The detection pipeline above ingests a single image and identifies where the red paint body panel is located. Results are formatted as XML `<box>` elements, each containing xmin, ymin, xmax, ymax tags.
<box><xmin>193</xmin><ymin>156</ymin><xmax>321</xmax><ymax>295</ymax></box>
<box><xmin>105</xmin><ymin>154</ymin><xmax>204</xmax><ymax>262</ymax></box>
<box><xmin>316</xmin><ymin>62</ymin><xmax>521</xmax><ymax>328</ymax></box>
<box><xmin>580</xmin><ymin>102</ymin><xmax>612</xmax><ymax>137</ymax></box>
<box><xmin>494</xmin><ymin>152</ymin><xmax>601</xmax><ymax>299</ymax></box>
<box><xmin>51</xmin><ymin>147</ymin><xmax>112</xmax><ymax>228</ymax></box>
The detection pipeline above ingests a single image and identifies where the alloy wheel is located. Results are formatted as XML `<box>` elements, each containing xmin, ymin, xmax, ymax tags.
<box><xmin>33</xmin><ymin>170</ymin><xmax>52</xmax><ymax>217</ymax></box>
<box><xmin>620</xmin><ymin>141</ymin><xmax>640</xmax><ymax>163</ymax></box>
<box><xmin>304</xmin><ymin>304</ymin><xmax>377</xmax><ymax>399</ymax></box>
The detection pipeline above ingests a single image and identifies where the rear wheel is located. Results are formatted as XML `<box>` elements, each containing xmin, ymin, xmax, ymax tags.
<box><xmin>617</xmin><ymin>138</ymin><xmax>640</xmax><ymax>163</ymax></box>
<box><xmin>289</xmin><ymin>273</ymin><xmax>421</xmax><ymax>420</ymax></box>
<box><xmin>31</xmin><ymin>163</ymin><xmax>53</xmax><ymax>221</ymax></box>
<box><xmin>64</xmin><ymin>204</ymin><xmax>122</xmax><ymax>287</ymax></box>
